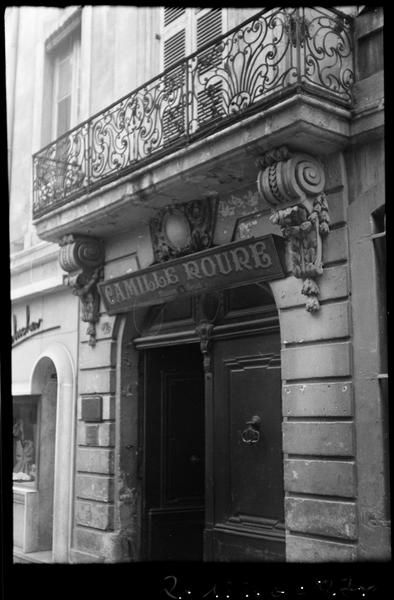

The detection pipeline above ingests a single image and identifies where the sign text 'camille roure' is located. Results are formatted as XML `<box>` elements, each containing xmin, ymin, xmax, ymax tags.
<box><xmin>99</xmin><ymin>234</ymin><xmax>286</xmax><ymax>314</ymax></box>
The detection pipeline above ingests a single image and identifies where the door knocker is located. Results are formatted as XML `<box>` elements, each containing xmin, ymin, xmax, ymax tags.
<box><xmin>241</xmin><ymin>415</ymin><xmax>262</xmax><ymax>445</ymax></box>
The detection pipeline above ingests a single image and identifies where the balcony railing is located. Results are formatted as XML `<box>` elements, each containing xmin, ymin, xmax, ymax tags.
<box><xmin>33</xmin><ymin>7</ymin><xmax>354</xmax><ymax>219</ymax></box>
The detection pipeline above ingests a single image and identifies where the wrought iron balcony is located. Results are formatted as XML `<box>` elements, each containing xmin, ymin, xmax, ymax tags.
<box><xmin>33</xmin><ymin>7</ymin><xmax>354</xmax><ymax>219</ymax></box>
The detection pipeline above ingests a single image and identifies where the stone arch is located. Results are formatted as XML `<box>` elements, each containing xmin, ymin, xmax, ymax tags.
<box><xmin>30</xmin><ymin>342</ymin><xmax>75</xmax><ymax>563</ymax></box>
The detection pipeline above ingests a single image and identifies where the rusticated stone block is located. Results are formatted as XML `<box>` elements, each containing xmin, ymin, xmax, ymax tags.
<box><xmin>271</xmin><ymin>264</ymin><xmax>349</xmax><ymax>309</ymax></box>
<box><xmin>74</xmin><ymin>526</ymin><xmax>106</xmax><ymax>555</ymax></box>
<box><xmin>69</xmin><ymin>549</ymin><xmax>104</xmax><ymax>563</ymax></box>
<box><xmin>102</xmin><ymin>395</ymin><xmax>116</xmax><ymax>420</ymax></box>
<box><xmin>76</xmin><ymin>475</ymin><xmax>114</xmax><ymax>502</ymax></box>
<box><xmin>80</xmin><ymin>314</ymin><xmax>117</xmax><ymax>343</ymax></box>
<box><xmin>286</xmin><ymin>497</ymin><xmax>357</xmax><ymax>540</ymax></box>
<box><xmin>283</xmin><ymin>422</ymin><xmax>354</xmax><ymax>456</ymax></box>
<box><xmin>79</xmin><ymin>368</ymin><xmax>116</xmax><ymax>395</ymax></box>
<box><xmin>323</xmin><ymin>153</ymin><xmax>346</xmax><ymax>193</ymax></box>
<box><xmin>281</xmin><ymin>342</ymin><xmax>351</xmax><ymax>380</ymax></box>
<box><xmin>280</xmin><ymin>301</ymin><xmax>349</xmax><ymax>344</ymax></box>
<box><xmin>75</xmin><ymin>500</ymin><xmax>114</xmax><ymax>530</ymax></box>
<box><xmin>323</xmin><ymin>226</ymin><xmax>348</xmax><ymax>264</ymax></box>
<box><xmin>77</xmin><ymin>448</ymin><xmax>114</xmax><ymax>474</ymax></box>
<box><xmin>79</xmin><ymin>339</ymin><xmax>116</xmax><ymax>369</ymax></box>
<box><xmin>98</xmin><ymin>422</ymin><xmax>115</xmax><ymax>447</ymax></box>
<box><xmin>286</xmin><ymin>533</ymin><xmax>357</xmax><ymax>562</ymax></box>
<box><xmin>326</xmin><ymin>190</ymin><xmax>347</xmax><ymax>226</ymax></box>
<box><xmin>85</xmin><ymin>425</ymin><xmax>99</xmax><ymax>446</ymax></box>
<box><xmin>284</xmin><ymin>459</ymin><xmax>356</xmax><ymax>497</ymax></box>
<box><xmin>283</xmin><ymin>382</ymin><xmax>352</xmax><ymax>417</ymax></box>
<box><xmin>78</xmin><ymin>422</ymin><xmax>114</xmax><ymax>446</ymax></box>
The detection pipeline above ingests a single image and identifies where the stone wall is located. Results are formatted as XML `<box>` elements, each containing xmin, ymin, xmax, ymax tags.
<box><xmin>270</xmin><ymin>152</ymin><xmax>358</xmax><ymax>561</ymax></box>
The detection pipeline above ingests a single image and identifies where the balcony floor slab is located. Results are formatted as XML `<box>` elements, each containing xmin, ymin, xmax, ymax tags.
<box><xmin>34</xmin><ymin>94</ymin><xmax>352</xmax><ymax>243</ymax></box>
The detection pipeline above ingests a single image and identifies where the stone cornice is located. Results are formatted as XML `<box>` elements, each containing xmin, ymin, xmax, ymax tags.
<box><xmin>10</xmin><ymin>241</ymin><xmax>59</xmax><ymax>275</ymax></box>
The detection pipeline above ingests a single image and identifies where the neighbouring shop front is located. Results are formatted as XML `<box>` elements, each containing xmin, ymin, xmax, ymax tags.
<box><xmin>12</xmin><ymin>289</ymin><xmax>78</xmax><ymax>562</ymax></box>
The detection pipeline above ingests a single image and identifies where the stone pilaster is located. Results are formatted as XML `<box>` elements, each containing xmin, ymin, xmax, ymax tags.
<box><xmin>266</xmin><ymin>151</ymin><xmax>357</xmax><ymax>561</ymax></box>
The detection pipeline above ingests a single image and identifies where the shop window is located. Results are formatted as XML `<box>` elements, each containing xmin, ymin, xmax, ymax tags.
<box><xmin>13</xmin><ymin>396</ymin><xmax>40</xmax><ymax>487</ymax></box>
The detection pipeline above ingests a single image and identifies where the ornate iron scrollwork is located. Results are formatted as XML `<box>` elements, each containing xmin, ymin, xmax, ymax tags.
<box><xmin>59</xmin><ymin>234</ymin><xmax>105</xmax><ymax>346</ymax></box>
<box><xmin>33</xmin><ymin>8</ymin><xmax>354</xmax><ymax>219</ymax></box>
<box><xmin>257</xmin><ymin>147</ymin><xmax>329</xmax><ymax>312</ymax></box>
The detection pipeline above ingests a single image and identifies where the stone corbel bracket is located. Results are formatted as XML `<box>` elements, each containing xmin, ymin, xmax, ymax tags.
<box><xmin>59</xmin><ymin>234</ymin><xmax>105</xmax><ymax>346</ymax></box>
<box><xmin>257</xmin><ymin>146</ymin><xmax>330</xmax><ymax>312</ymax></box>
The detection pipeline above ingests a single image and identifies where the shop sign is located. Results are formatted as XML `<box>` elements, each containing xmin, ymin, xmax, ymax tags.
<box><xmin>99</xmin><ymin>234</ymin><xmax>286</xmax><ymax>315</ymax></box>
<box><xmin>12</xmin><ymin>306</ymin><xmax>43</xmax><ymax>345</ymax></box>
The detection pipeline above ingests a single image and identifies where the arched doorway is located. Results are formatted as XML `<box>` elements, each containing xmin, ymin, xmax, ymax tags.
<box><xmin>127</xmin><ymin>282</ymin><xmax>285</xmax><ymax>561</ymax></box>
<box><xmin>29</xmin><ymin>343</ymin><xmax>75</xmax><ymax>562</ymax></box>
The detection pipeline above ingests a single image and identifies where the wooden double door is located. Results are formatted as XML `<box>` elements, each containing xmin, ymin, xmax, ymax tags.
<box><xmin>142</xmin><ymin>328</ymin><xmax>285</xmax><ymax>561</ymax></box>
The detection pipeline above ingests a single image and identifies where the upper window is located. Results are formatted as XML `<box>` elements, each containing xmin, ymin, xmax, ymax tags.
<box><xmin>51</xmin><ymin>31</ymin><xmax>80</xmax><ymax>139</ymax></box>
<box><xmin>42</xmin><ymin>10</ymin><xmax>81</xmax><ymax>145</ymax></box>
<box><xmin>161</xmin><ymin>7</ymin><xmax>225</xmax><ymax>70</ymax></box>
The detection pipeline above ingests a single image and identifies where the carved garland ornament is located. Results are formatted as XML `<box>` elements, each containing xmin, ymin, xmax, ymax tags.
<box><xmin>257</xmin><ymin>147</ymin><xmax>329</xmax><ymax>312</ymax></box>
<box><xmin>59</xmin><ymin>234</ymin><xmax>105</xmax><ymax>346</ymax></box>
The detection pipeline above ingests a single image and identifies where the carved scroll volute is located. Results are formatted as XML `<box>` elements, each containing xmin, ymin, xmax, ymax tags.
<box><xmin>256</xmin><ymin>147</ymin><xmax>329</xmax><ymax>312</ymax></box>
<box><xmin>59</xmin><ymin>234</ymin><xmax>105</xmax><ymax>346</ymax></box>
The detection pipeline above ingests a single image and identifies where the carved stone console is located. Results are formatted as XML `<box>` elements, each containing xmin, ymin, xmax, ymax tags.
<box><xmin>195</xmin><ymin>291</ymin><xmax>222</xmax><ymax>373</ymax></box>
<box><xmin>59</xmin><ymin>234</ymin><xmax>105</xmax><ymax>346</ymax></box>
<box><xmin>257</xmin><ymin>146</ymin><xmax>329</xmax><ymax>312</ymax></box>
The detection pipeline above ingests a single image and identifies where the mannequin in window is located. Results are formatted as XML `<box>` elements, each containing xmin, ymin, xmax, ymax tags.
<box><xmin>13</xmin><ymin>418</ymin><xmax>35</xmax><ymax>481</ymax></box>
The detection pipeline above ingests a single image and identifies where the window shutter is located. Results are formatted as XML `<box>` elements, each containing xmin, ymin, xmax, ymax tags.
<box><xmin>196</xmin><ymin>8</ymin><xmax>222</xmax><ymax>50</ymax></box>
<box><xmin>162</xmin><ymin>26</ymin><xmax>187</xmax><ymax>145</ymax></box>
<box><xmin>195</xmin><ymin>9</ymin><xmax>223</xmax><ymax>126</ymax></box>
<box><xmin>164</xmin><ymin>7</ymin><xmax>185</xmax><ymax>27</ymax></box>
<box><xmin>163</xmin><ymin>29</ymin><xmax>186</xmax><ymax>70</ymax></box>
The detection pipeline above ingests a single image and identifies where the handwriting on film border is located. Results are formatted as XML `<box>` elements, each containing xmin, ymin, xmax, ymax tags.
<box><xmin>161</xmin><ymin>575</ymin><xmax>378</xmax><ymax>600</ymax></box>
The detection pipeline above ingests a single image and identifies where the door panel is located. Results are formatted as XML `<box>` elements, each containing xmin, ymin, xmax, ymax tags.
<box><xmin>143</xmin><ymin>344</ymin><xmax>205</xmax><ymax>561</ymax></box>
<box><xmin>211</xmin><ymin>331</ymin><xmax>285</xmax><ymax>561</ymax></box>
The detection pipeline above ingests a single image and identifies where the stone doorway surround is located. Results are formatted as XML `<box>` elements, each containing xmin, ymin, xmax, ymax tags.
<box><xmin>69</xmin><ymin>149</ymin><xmax>358</xmax><ymax>562</ymax></box>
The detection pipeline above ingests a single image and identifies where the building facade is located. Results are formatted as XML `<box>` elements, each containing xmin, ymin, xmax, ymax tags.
<box><xmin>7</xmin><ymin>6</ymin><xmax>388</xmax><ymax>563</ymax></box>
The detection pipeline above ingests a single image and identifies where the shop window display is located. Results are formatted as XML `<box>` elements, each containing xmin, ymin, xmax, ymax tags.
<box><xmin>13</xmin><ymin>398</ymin><xmax>39</xmax><ymax>485</ymax></box>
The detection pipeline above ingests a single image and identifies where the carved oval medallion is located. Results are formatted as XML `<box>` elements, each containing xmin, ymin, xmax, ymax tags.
<box><xmin>164</xmin><ymin>209</ymin><xmax>192</xmax><ymax>250</ymax></box>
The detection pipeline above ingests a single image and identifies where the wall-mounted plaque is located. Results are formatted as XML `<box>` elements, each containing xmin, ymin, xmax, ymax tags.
<box><xmin>81</xmin><ymin>396</ymin><xmax>103</xmax><ymax>422</ymax></box>
<box><xmin>98</xmin><ymin>234</ymin><xmax>286</xmax><ymax>315</ymax></box>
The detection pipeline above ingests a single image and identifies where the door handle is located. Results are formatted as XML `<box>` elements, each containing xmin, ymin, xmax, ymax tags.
<box><xmin>241</xmin><ymin>415</ymin><xmax>261</xmax><ymax>445</ymax></box>
<box><xmin>189</xmin><ymin>454</ymin><xmax>201</xmax><ymax>464</ymax></box>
